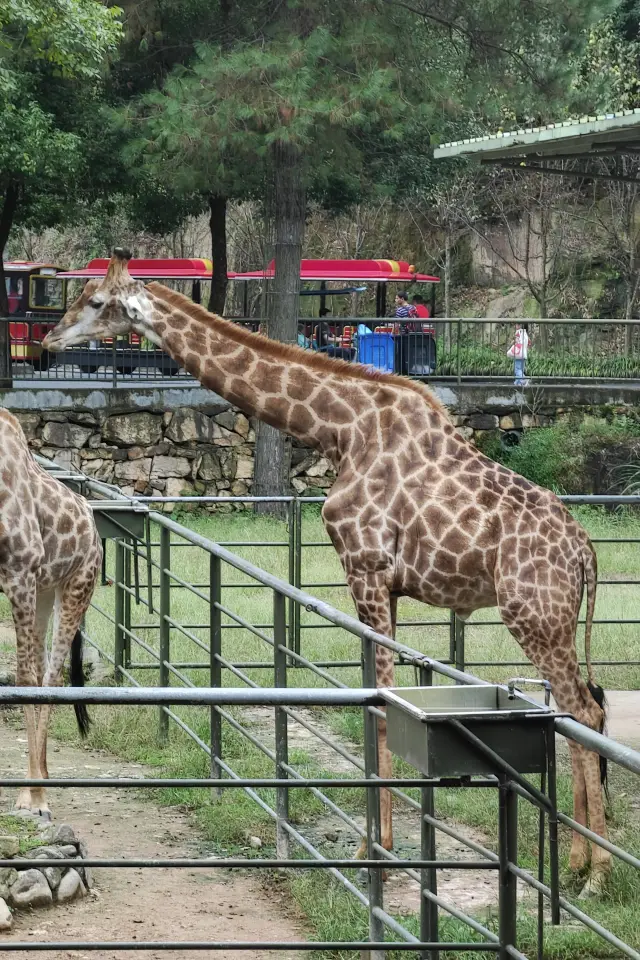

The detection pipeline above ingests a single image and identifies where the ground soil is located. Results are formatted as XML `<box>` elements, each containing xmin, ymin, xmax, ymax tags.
<box><xmin>0</xmin><ymin>711</ymin><xmax>305</xmax><ymax>960</ymax></box>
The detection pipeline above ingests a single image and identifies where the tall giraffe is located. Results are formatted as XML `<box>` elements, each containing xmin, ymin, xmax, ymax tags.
<box><xmin>0</xmin><ymin>409</ymin><xmax>102</xmax><ymax>817</ymax></box>
<box><xmin>44</xmin><ymin>250</ymin><xmax>609</xmax><ymax>893</ymax></box>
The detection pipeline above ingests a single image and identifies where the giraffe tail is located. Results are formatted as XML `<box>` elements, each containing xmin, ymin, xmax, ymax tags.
<box><xmin>70</xmin><ymin>630</ymin><xmax>91</xmax><ymax>738</ymax></box>
<box><xmin>583</xmin><ymin>542</ymin><xmax>608</xmax><ymax>790</ymax></box>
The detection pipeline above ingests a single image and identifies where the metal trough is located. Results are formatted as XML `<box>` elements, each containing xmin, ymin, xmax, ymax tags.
<box><xmin>382</xmin><ymin>684</ymin><xmax>550</xmax><ymax>777</ymax></box>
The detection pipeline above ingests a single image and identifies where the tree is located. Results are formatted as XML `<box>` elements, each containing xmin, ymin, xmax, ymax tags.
<box><xmin>127</xmin><ymin>0</ymin><xmax>615</xmax><ymax>511</ymax></box>
<box><xmin>0</xmin><ymin>0</ymin><xmax>121</xmax><ymax>383</ymax></box>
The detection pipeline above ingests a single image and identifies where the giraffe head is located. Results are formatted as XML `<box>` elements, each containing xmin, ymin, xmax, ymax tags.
<box><xmin>43</xmin><ymin>249</ymin><xmax>152</xmax><ymax>351</ymax></box>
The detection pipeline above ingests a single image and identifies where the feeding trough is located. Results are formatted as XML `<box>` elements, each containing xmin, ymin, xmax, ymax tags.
<box><xmin>382</xmin><ymin>684</ymin><xmax>551</xmax><ymax>778</ymax></box>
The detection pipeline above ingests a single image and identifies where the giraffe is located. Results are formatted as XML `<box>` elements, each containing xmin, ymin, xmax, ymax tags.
<box><xmin>43</xmin><ymin>250</ymin><xmax>609</xmax><ymax>893</ymax></box>
<box><xmin>0</xmin><ymin>409</ymin><xmax>102</xmax><ymax>817</ymax></box>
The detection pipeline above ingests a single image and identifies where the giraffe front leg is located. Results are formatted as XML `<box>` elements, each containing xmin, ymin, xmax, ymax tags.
<box><xmin>350</xmin><ymin>581</ymin><xmax>396</xmax><ymax>862</ymax></box>
<box><xmin>4</xmin><ymin>574</ymin><xmax>42</xmax><ymax>815</ymax></box>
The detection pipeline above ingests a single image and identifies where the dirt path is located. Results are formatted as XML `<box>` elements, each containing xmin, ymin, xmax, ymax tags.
<box><xmin>0</xmin><ymin>712</ymin><xmax>305</xmax><ymax>960</ymax></box>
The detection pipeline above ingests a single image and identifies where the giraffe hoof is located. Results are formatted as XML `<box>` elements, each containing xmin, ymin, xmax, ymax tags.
<box><xmin>578</xmin><ymin>872</ymin><xmax>608</xmax><ymax>899</ymax></box>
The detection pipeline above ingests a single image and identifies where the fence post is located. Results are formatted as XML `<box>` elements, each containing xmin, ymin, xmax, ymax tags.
<box><xmin>158</xmin><ymin>525</ymin><xmax>171</xmax><ymax>744</ymax></box>
<box><xmin>273</xmin><ymin>590</ymin><xmax>289</xmax><ymax>858</ymax></box>
<box><xmin>419</xmin><ymin>661</ymin><xmax>438</xmax><ymax>960</ymax></box>
<box><xmin>294</xmin><ymin>498</ymin><xmax>302</xmax><ymax>655</ymax></box>
<box><xmin>454</xmin><ymin>615</ymin><xmax>465</xmax><ymax>679</ymax></box>
<box><xmin>546</xmin><ymin>718</ymin><xmax>560</xmax><ymax>926</ymax></box>
<box><xmin>498</xmin><ymin>777</ymin><xmax>518</xmax><ymax>960</ymax></box>
<box><xmin>362</xmin><ymin>632</ymin><xmax>385</xmax><ymax>960</ymax></box>
<box><xmin>114</xmin><ymin>539</ymin><xmax>125</xmax><ymax>682</ymax></box>
<box><xmin>287</xmin><ymin>499</ymin><xmax>296</xmax><ymax>653</ymax></box>
<box><xmin>210</xmin><ymin>554</ymin><xmax>222</xmax><ymax>800</ymax></box>
<box><xmin>123</xmin><ymin>542</ymin><xmax>132</xmax><ymax>668</ymax></box>
<box><xmin>456</xmin><ymin>318</ymin><xmax>462</xmax><ymax>386</ymax></box>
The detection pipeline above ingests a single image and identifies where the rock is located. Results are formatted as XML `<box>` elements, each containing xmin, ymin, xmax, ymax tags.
<box><xmin>0</xmin><ymin>837</ymin><xmax>19</xmax><ymax>858</ymax></box>
<box><xmin>248</xmin><ymin>836</ymin><xmax>262</xmax><ymax>849</ymax></box>
<box><xmin>164</xmin><ymin>477</ymin><xmax>194</xmax><ymax>501</ymax></box>
<box><xmin>230</xmin><ymin>480</ymin><xmax>249</xmax><ymax>496</ymax></box>
<box><xmin>150</xmin><ymin>455</ymin><xmax>191</xmax><ymax>479</ymax></box>
<box><xmin>49</xmin><ymin>824</ymin><xmax>76</xmax><ymax>845</ymax></box>
<box><xmin>197</xmin><ymin>452</ymin><xmax>222</xmax><ymax>482</ymax></box>
<box><xmin>457</xmin><ymin>426</ymin><xmax>474</xmax><ymax>441</ymax></box>
<box><xmin>127</xmin><ymin>445</ymin><xmax>147</xmax><ymax>460</ymax></box>
<box><xmin>13</xmin><ymin>412</ymin><xmax>40</xmax><ymax>440</ymax></box>
<box><xmin>467</xmin><ymin>414</ymin><xmax>499</xmax><ymax>431</ymax></box>
<box><xmin>30</xmin><ymin>846</ymin><xmax>65</xmax><ymax>861</ymax></box>
<box><xmin>81</xmin><ymin>866</ymin><xmax>94</xmax><ymax>890</ymax></box>
<box><xmin>41</xmin><ymin>421</ymin><xmax>92</xmax><ymax>449</ymax></box>
<box><xmin>114</xmin><ymin>458</ymin><xmax>152</xmax><ymax>484</ymax></box>
<box><xmin>81</xmin><ymin>459</ymin><xmax>115</xmax><ymax>482</ymax></box>
<box><xmin>212</xmin><ymin>423</ymin><xmax>243</xmax><ymax>446</ymax></box>
<box><xmin>235</xmin><ymin>456</ymin><xmax>254</xmax><ymax>480</ymax></box>
<box><xmin>56</xmin><ymin>845</ymin><xmax>79</xmax><ymax>859</ymax></box>
<box><xmin>9</xmin><ymin>869</ymin><xmax>53</xmax><ymax>908</ymax></box>
<box><xmin>485</xmin><ymin>288</ymin><xmax>527</xmax><ymax>319</ymax></box>
<box><xmin>56</xmin><ymin>868</ymin><xmax>86</xmax><ymax>903</ymax></box>
<box><xmin>234</xmin><ymin>413</ymin><xmax>250</xmax><ymax>438</ymax></box>
<box><xmin>103</xmin><ymin>412</ymin><xmax>163</xmax><ymax>447</ymax></box>
<box><xmin>306</xmin><ymin>457</ymin><xmax>331</xmax><ymax>478</ymax></box>
<box><xmin>499</xmin><ymin>414</ymin><xmax>522</xmax><ymax>430</ymax></box>
<box><xmin>43</xmin><ymin>866</ymin><xmax>62</xmax><ymax>891</ymax></box>
<box><xmin>214</xmin><ymin>409</ymin><xmax>237</xmax><ymax>432</ymax></box>
<box><xmin>0</xmin><ymin>867</ymin><xmax>18</xmax><ymax>899</ymax></box>
<box><xmin>0</xmin><ymin>670</ymin><xmax>15</xmax><ymax>686</ymax></box>
<box><xmin>291</xmin><ymin>477</ymin><xmax>306</xmax><ymax>493</ymax></box>
<box><xmin>165</xmin><ymin>408</ymin><xmax>214</xmax><ymax>443</ymax></box>
<box><xmin>0</xmin><ymin>896</ymin><xmax>11</xmax><ymax>931</ymax></box>
<box><xmin>218</xmin><ymin>450</ymin><xmax>237</xmax><ymax>480</ymax></box>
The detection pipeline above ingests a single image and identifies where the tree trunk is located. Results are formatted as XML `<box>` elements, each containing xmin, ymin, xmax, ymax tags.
<box><xmin>254</xmin><ymin>141</ymin><xmax>305</xmax><ymax>519</ymax></box>
<box><xmin>443</xmin><ymin>228</ymin><xmax>452</xmax><ymax>353</ymax></box>
<box><xmin>0</xmin><ymin>182</ymin><xmax>19</xmax><ymax>387</ymax></box>
<box><xmin>207</xmin><ymin>194</ymin><xmax>228</xmax><ymax>315</ymax></box>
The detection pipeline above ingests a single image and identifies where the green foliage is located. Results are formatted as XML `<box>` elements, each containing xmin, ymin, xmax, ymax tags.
<box><xmin>497</xmin><ymin>416</ymin><xmax>640</xmax><ymax>493</ymax></box>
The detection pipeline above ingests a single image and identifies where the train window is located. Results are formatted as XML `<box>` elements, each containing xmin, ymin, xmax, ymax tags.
<box><xmin>29</xmin><ymin>276</ymin><xmax>65</xmax><ymax>310</ymax></box>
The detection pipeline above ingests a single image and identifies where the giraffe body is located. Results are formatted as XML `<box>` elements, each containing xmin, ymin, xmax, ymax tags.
<box><xmin>0</xmin><ymin>409</ymin><xmax>102</xmax><ymax>816</ymax></box>
<box><xmin>43</xmin><ymin>251</ymin><xmax>610</xmax><ymax>891</ymax></box>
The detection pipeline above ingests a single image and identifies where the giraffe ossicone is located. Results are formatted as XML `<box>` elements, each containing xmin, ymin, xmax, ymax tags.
<box><xmin>0</xmin><ymin>410</ymin><xmax>102</xmax><ymax>817</ymax></box>
<box><xmin>43</xmin><ymin>249</ymin><xmax>610</xmax><ymax>892</ymax></box>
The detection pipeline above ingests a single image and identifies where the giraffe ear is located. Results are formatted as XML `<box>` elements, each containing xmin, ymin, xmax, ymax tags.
<box><xmin>123</xmin><ymin>294</ymin><xmax>146</xmax><ymax>322</ymax></box>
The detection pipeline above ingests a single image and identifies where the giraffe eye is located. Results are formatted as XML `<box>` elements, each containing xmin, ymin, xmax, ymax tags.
<box><xmin>89</xmin><ymin>298</ymin><xmax>103</xmax><ymax>309</ymax></box>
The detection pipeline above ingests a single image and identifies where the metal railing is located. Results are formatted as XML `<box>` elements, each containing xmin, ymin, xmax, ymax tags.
<box><xmin>104</xmin><ymin>491</ymin><xmax>640</xmax><ymax>686</ymax></box>
<box><xmin>20</xmin><ymin>476</ymin><xmax>632</xmax><ymax>957</ymax></box>
<box><xmin>5</xmin><ymin>315</ymin><xmax>640</xmax><ymax>387</ymax></box>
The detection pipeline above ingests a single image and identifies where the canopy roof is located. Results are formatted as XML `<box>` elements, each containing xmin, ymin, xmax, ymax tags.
<box><xmin>433</xmin><ymin>109</ymin><xmax>640</xmax><ymax>162</ymax></box>
<box><xmin>58</xmin><ymin>257</ymin><xmax>213</xmax><ymax>280</ymax></box>
<box><xmin>229</xmin><ymin>259</ymin><xmax>440</xmax><ymax>283</ymax></box>
<box><xmin>5</xmin><ymin>261</ymin><xmax>61</xmax><ymax>273</ymax></box>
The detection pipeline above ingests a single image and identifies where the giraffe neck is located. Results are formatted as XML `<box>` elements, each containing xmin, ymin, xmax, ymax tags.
<box><xmin>137</xmin><ymin>285</ymin><xmax>351</xmax><ymax>462</ymax></box>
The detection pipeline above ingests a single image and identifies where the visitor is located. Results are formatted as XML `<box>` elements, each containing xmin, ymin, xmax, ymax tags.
<box><xmin>314</xmin><ymin>308</ymin><xmax>354</xmax><ymax>361</ymax></box>
<box><xmin>411</xmin><ymin>294</ymin><xmax>430</xmax><ymax>319</ymax></box>
<box><xmin>394</xmin><ymin>292</ymin><xmax>418</xmax><ymax>320</ymax></box>
<box><xmin>507</xmin><ymin>322</ymin><xmax>530</xmax><ymax>387</ymax></box>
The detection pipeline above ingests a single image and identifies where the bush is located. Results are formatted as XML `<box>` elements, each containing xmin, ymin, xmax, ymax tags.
<box><xmin>493</xmin><ymin>416</ymin><xmax>640</xmax><ymax>494</ymax></box>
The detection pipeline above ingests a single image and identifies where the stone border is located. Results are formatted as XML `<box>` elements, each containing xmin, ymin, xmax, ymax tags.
<box><xmin>0</xmin><ymin>823</ymin><xmax>91</xmax><ymax>932</ymax></box>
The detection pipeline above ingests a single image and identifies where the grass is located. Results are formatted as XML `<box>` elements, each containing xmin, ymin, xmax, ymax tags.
<box><xmin>1</xmin><ymin>504</ymin><xmax>640</xmax><ymax>957</ymax></box>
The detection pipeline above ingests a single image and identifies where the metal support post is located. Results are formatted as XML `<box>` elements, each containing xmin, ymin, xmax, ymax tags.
<box><xmin>419</xmin><ymin>662</ymin><xmax>438</xmax><ymax>960</ymax></box>
<box><xmin>498</xmin><ymin>778</ymin><xmax>518</xmax><ymax>960</ymax></box>
<box><xmin>274</xmin><ymin>591</ymin><xmax>289</xmax><ymax>858</ymax></box>
<box><xmin>454</xmin><ymin>615</ymin><xmax>465</xmax><ymax>679</ymax></box>
<box><xmin>123</xmin><ymin>542</ymin><xmax>132</xmax><ymax>668</ymax></box>
<box><xmin>209</xmin><ymin>554</ymin><xmax>222</xmax><ymax>800</ymax></box>
<box><xmin>158</xmin><ymin>525</ymin><xmax>171</xmax><ymax>744</ymax></box>
<box><xmin>362</xmin><ymin>632</ymin><xmax>385</xmax><ymax>960</ymax></box>
<box><xmin>101</xmin><ymin>539</ymin><xmax>108</xmax><ymax>586</ymax></box>
<box><xmin>294</xmin><ymin>499</ymin><xmax>302</xmax><ymax>655</ymax></box>
<box><xmin>448</xmin><ymin>610</ymin><xmax>456</xmax><ymax>665</ymax></box>
<box><xmin>287</xmin><ymin>499</ymin><xmax>296</xmax><ymax>653</ymax></box>
<box><xmin>546</xmin><ymin>718</ymin><xmax>560</xmax><ymax>925</ymax></box>
<box><xmin>114</xmin><ymin>540</ymin><xmax>125</xmax><ymax>682</ymax></box>
<box><xmin>145</xmin><ymin>516</ymin><xmax>154</xmax><ymax>614</ymax></box>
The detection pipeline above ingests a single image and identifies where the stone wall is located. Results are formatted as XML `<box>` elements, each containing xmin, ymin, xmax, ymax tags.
<box><xmin>5</xmin><ymin>381</ymin><xmax>639</xmax><ymax>507</ymax></box>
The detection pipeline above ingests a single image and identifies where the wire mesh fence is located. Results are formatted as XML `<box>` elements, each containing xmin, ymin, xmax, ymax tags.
<box><xmin>5</xmin><ymin>316</ymin><xmax>640</xmax><ymax>386</ymax></box>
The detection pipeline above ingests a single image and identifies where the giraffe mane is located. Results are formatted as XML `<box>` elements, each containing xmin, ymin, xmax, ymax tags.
<box><xmin>146</xmin><ymin>283</ymin><xmax>451</xmax><ymax>421</ymax></box>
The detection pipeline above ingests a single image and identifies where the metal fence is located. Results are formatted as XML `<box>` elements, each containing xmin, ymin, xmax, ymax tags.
<box><xmin>8</xmin><ymin>476</ymin><xmax>631</xmax><ymax>956</ymax></box>
<box><xmin>5</xmin><ymin>315</ymin><xmax>640</xmax><ymax>387</ymax></box>
<box><xmin>112</xmin><ymin>491</ymin><xmax>640</xmax><ymax>688</ymax></box>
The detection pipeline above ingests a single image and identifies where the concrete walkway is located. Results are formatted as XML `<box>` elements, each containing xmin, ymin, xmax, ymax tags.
<box><xmin>528</xmin><ymin>690</ymin><xmax>640</xmax><ymax>749</ymax></box>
